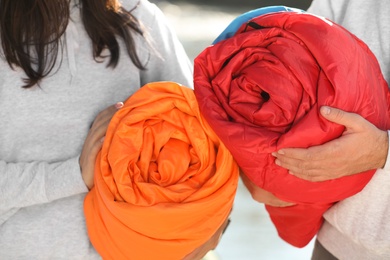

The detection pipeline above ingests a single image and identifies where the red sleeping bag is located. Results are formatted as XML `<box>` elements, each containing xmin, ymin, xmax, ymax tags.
<box><xmin>194</xmin><ymin>11</ymin><xmax>390</xmax><ymax>247</ymax></box>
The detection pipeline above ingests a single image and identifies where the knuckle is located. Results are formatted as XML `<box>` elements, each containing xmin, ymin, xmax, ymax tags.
<box><xmin>333</xmin><ymin>109</ymin><xmax>345</xmax><ymax>121</ymax></box>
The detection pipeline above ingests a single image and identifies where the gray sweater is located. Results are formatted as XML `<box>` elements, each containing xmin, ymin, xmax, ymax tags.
<box><xmin>0</xmin><ymin>0</ymin><xmax>193</xmax><ymax>259</ymax></box>
<box><xmin>308</xmin><ymin>0</ymin><xmax>390</xmax><ymax>259</ymax></box>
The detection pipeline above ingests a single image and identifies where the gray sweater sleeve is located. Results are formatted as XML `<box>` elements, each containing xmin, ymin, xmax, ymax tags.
<box><xmin>0</xmin><ymin>156</ymin><xmax>88</xmax><ymax>212</ymax></box>
<box><xmin>139</xmin><ymin>2</ymin><xmax>194</xmax><ymax>89</ymax></box>
<box><xmin>307</xmin><ymin>0</ymin><xmax>334</xmax><ymax>17</ymax></box>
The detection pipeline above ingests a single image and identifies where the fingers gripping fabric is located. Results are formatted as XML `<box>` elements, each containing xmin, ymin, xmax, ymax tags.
<box><xmin>194</xmin><ymin>8</ymin><xmax>390</xmax><ymax>247</ymax></box>
<box><xmin>84</xmin><ymin>82</ymin><xmax>239</xmax><ymax>259</ymax></box>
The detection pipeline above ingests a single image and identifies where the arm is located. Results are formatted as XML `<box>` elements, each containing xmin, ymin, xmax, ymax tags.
<box><xmin>139</xmin><ymin>2</ymin><xmax>193</xmax><ymax>88</ymax></box>
<box><xmin>0</xmin><ymin>157</ymin><xmax>87</xmax><ymax>212</ymax></box>
<box><xmin>273</xmin><ymin>106</ymin><xmax>389</xmax><ymax>182</ymax></box>
<box><xmin>0</xmin><ymin>103</ymin><xmax>122</xmax><ymax>212</ymax></box>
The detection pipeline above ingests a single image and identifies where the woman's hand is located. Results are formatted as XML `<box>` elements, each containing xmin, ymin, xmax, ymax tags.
<box><xmin>241</xmin><ymin>172</ymin><xmax>295</xmax><ymax>207</ymax></box>
<box><xmin>79</xmin><ymin>102</ymin><xmax>124</xmax><ymax>189</ymax></box>
<box><xmin>273</xmin><ymin>106</ymin><xmax>389</xmax><ymax>182</ymax></box>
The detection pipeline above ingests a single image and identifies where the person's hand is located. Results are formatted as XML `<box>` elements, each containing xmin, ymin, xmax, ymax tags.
<box><xmin>240</xmin><ymin>172</ymin><xmax>295</xmax><ymax>207</ymax></box>
<box><xmin>273</xmin><ymin>106</ymin><xmax>389</xmax><ymax>182</ymax></box>
<box><xmin>79</xmin><ymin>102</ymin><xmax>124</xmax><ymax>189</ymax></box>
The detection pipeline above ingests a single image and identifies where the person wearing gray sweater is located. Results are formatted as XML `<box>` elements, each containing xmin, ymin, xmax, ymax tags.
<box><xmin>273</xmin><ymin>0</ymin><xmax>390</xmax><ymax>259</ymax></box>
<box><xmin>308</xmin><ymin>1</ymin><xmax>390</xmax><ymax>259</ymax></box>
<box><xmin>0</xmin><ymin>0</ymin><xmax>193</xmax><ymax>259</ymax></box>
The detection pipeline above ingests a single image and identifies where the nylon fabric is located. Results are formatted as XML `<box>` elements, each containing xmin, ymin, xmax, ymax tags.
<box><xmin>212</xmin><ymin>6</ymin><xmax>303</xmax><ymax>44</ymax></box>
<box><xmin>84</xmin><ymin>82</ymin><xmax>239</xmax><ymax>259</ymax></box>
<box><xmin>194</xmin><ymin>8</ymin><xmax>390</xmax><ymax>247</ymax></box>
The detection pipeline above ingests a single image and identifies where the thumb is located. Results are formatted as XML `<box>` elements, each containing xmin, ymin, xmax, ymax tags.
<box><xmin>320</xmin><ymin>106</ymin><xmax>361</xmax><ymax>129</ymax></box>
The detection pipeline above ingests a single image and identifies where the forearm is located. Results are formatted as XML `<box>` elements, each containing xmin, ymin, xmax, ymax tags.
<box><xmin>0</xmin><ymin>156</ymin><xmax>88</xmax><ymax>211</ymax></box>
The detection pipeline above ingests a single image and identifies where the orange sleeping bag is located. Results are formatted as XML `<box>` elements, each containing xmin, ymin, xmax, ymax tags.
<box><xmin>84</xmin><ymin>82</ymin><xmax>239</xmax><ymax>259</ymax></box>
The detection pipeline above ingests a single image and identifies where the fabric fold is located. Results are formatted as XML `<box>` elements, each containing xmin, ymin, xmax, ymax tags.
<box><xmin>84</xmin><ymin>82</ymin><xmax>239</xmax><ymax>259</ymax></box>
<box><xmin>194</xmin><ymin>7</ymin><xmax>390</xmax><ymax>247</ymax></box>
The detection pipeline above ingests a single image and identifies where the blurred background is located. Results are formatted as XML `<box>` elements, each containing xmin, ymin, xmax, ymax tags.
<box><xmin>152</xmin><ymin>0</ymin><xmax>312</xmax><ymax>59</ymax></box>
<box><xmin>150</xmin><ymin>1</ymin><xmax>314</xmax><ymax>259</ymax></box>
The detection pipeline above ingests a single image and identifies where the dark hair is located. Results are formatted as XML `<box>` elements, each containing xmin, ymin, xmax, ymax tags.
<box><xmin>0</xmin><ymin>0</ymin><xmax>146</xmax><ymax>88</ymax></box>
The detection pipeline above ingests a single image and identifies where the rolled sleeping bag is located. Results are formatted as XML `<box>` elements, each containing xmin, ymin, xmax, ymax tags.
<box><xmin>194</xmin><ymin>7</ymin><xmax>390</xmax><ymax>247</ymax></box>
<box><xmin>84</xmin><ymin>82</ymin><xmax>239</xmax><ymax>259</ymax></box>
